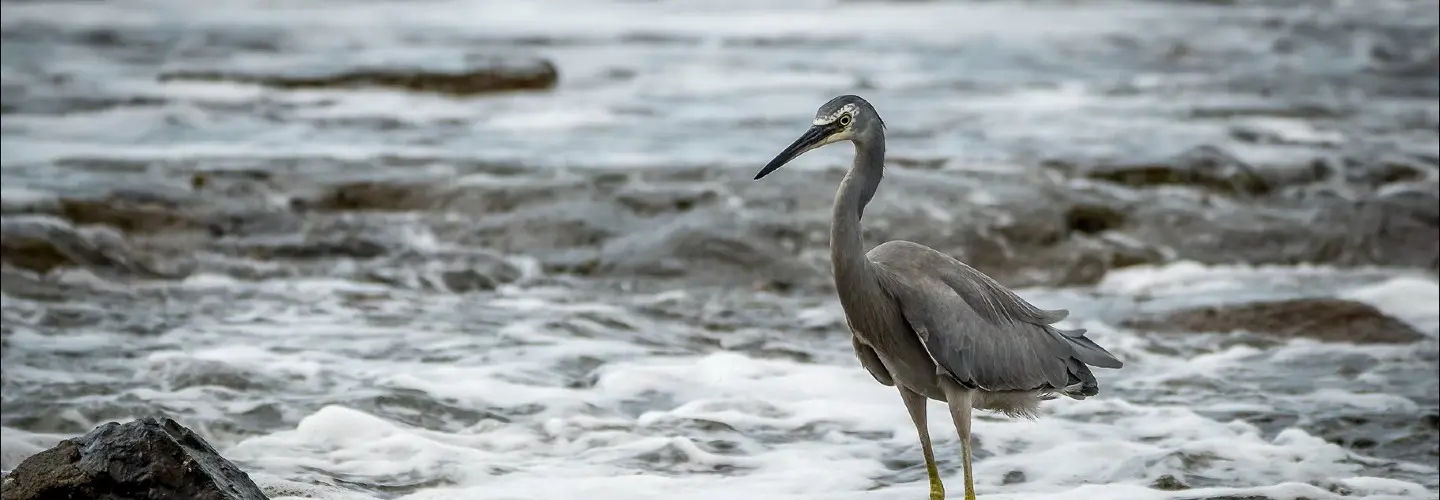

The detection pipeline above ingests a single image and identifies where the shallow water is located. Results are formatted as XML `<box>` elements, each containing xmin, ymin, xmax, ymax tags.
<box><xmin>2</xmin><ymin>0</ymin><xmax>1438</xmax><ymax>499</ymax></box>
<box><xmin>3</xmin><ymin>265</ymin><xmax>1436</xmax><ymax>499</ymax></box>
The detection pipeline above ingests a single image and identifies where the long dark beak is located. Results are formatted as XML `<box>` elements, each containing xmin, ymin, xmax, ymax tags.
<box><xmin>754</xmin><ymin>124</ymin><xmax>833</xmax><ymax>180</ymax></box>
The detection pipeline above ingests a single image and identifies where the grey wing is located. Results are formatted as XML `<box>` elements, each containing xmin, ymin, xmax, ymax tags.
<box><xmin>868</xmin><ymin>241</ymin><xmax>1123</xmax><ymax>394</ymax></box>
<box><xmin>851</xmin><ymin>335</ymin><xmax>895</xmax><ymax>386</ymax></box>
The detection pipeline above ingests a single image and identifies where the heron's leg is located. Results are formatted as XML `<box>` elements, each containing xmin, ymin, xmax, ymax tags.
<box><xmin>899</xmin><ymin>386</ymin><xmax>944</xmax><ymax>500</ymax></box>
<box><xmin>941</xmin><ymin>380</ymin><xmax>976</xmax><ymax>500</ymax></box>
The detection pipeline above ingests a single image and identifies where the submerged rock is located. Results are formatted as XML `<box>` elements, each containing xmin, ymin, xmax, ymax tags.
<box><xmin>159</xmin><ymin>55</ymin><xmax>559</xmax><ymax>96</ymax></box>
<box><xmin>0</xmin><ymin>417</ymin><xmax>266</xmax><ymax>500</ymax></box>
<box><xmin>1079</xmin><ymin>145</ymin><xmax>1277</xmax><ymax>197</ymax></box>
<box><xmin>1122</xmin><ymin>298</ymin><xmax>1427</xmax><ymax>343</ymax></box>
<box><xmin>12</xmin><ymin>147</ymin><xmax>1428</xmax><ymax>293</ymax></box>
<box><xmin>274</xmin><ymin>153</ymin><xmax>1433</xmax><ymax>291</ymax></box>
<box><xmin>57</xmin><ymin>189</ymin><xmax>203</xmax><ymax>234</ymax></box>
<box><xmin>1151</xmin><ymin>474</ymin><xmax>1191</xmax><ymax>490</ymax></box>
<box><xmin>0</xmin><ymin>215</ymin><xmax>195</xmax><ymax>280</ymax></box>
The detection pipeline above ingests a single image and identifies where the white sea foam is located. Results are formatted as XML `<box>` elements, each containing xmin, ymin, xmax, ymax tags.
<box><xmin>1095</xmin><ymin>260</ymin><xmax>1404</xmax><ymax>298</ymax></box>
<box><xmin>0</xmin><ymin>428</ymin><xmax>67</xmax><ymax>471</ymax></box>
<box><xmin>1344</xmin><ymin>276</ymin><xmax>1440</xmax><ymax>335</ymax></box>
<box><xmin>4</xmin><ymin>261</ymin><xmax>1436</xmax><ymax>500</ymax></box>
<box><xmin>223</xmin><ymin>348</ymin><xmax>1433</xmax><ymax>500</ymax></box>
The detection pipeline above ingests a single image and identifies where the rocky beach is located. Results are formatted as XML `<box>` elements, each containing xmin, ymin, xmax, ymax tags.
<box><xmin>2</xmin><ymin>0</ymin><xmax>1437</xmax><ymax>499</ymax></box>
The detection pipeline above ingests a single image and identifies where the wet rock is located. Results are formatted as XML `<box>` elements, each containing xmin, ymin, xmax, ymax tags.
<box><xmin>143</xmin><ymin>358</ymin><xmax>268</xmax><ymax>392</ymax></box>
<box><xmin>585</xmin><ymin>211</ymin><xmax>817</xmax><ymax>290</ymax></box>
<box><xmin>7</xmin><ymin>183</ymin><xmax>294</xmax><ymax>241</ymax></box>
<box><xmin>0</xmin><ymin>215</ymin><xmax>195</xmax><ymax>280</ymax></box>
<box><xmin>0</xmin><ymin>417</ymin><xmax>267</xmax><ymax>500</ymax></box>
<box><xmin>228</xmin><ymin>234</ymin><xmax>392</xmax><ymax>260</ymax></box>
<box><xmin>1064</xmin><ymin>203</ymin><xmax>1128</xmax><ymax>235</ymax></box>
<box><xmin>1</xmin><ymin>218</ymin><xmax>79</xmax><ymax>275</ymax></box>
<box><xmin>213</xmin><ymin>214</ymin><xmax>422</xmax><ymax>262</ymax></box>
<box><xmin>470</xmin><ymin>201</ymin><xmax>629</xmax><ymax>256</ymax></box>
<box><xmin>614</xmin><ymin>184</ymin><xmax>721</xmax><ymax>216</ymax></box>
<box><xmin>159</xmin><ymin>55</ymin><xmax>558</xmax><ymax>96</ymax></box>
<box><xmin>1001</xmin><ymin>470</ymin><xmax>1026</xmax><ymax>485</ymax></box>
<box><xmin>202</xmin><ymin>208</ymin><xmax>303</xmax><ymax>239</ymax></box>
<box><xmin>64</xmin><ymin>152</ymin><xmax>1426</xmax><ymax>292</ymax></box>
<box><xmin>1113</xmin><ymin>185</ymin><xmax>1439</xmax><ymax>273</ymax></box>
<box><xmin>57</xmin><ymin>189</ymin><xmax>202</xmax><ymax>234</ymax></box>
<box><xmin>1083</xmin><ymin>145</ymin><xmax>1272</xmax><ymax>197</ymax></box>
<box><xmin>302</xmin><ymin>181</ymin><xmax>443</xmax><ymax>212</ymax></box>
<box><xmin>1151</xmin><ymin>474</ymin><xmax>1191</xmax><ymax>490</ymax></box>
<box><xmin>1122</xmin><ymin>298</ymin><xmax>1427</xmax><ymax>343</ymax></box>
<box><xmin>1293</xmin><ymin>412</ymin><xmax>1440</xmax><ymax>467</ymax></box>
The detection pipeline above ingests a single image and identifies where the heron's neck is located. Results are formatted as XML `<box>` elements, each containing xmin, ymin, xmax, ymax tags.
<box><xmin>831</xmin><ymin>139</ymin><xmax>884</xmax><ymax>283</ymax></box>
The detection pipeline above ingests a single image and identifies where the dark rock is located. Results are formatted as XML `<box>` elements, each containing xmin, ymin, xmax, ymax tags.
<box><xmin>159</xmin><ymin>55</ymin><xmax>558</xmax><ymax>96</ymax></box>
<box><xmin>1001</xmin><ymin>470</ymin><xmax>1026</xmax><ymax>485</ymax></box>
<box><xmin>0</xmin><ymin>215</ymin><xmax>195</xmax><ymax>280</ymax></box>
<box><xmin>145</xmin><ymin>358</ymin><xmax>267</xmax><ymax>392</ymax></box>
<box><xmin>1084</xmin><ymin>146</ymin><xmax>1272</xmax><ymax>197</ymax></box>
<box><xmin>1065</xmin><ymin>203</ymin><xmax>1128</xmax><ymax>234</ymax></box>
<box><xmin>1308</xmin><ymin>411</ymin><xmax>1439</xmax><ymax>465</ymax></box>
<box><xmin>4</xmin><ymin>185</ymin><xmax>285</xmax><ymax>239</ymax></box>
<box><xmin>23</xmin><ymin>150</ymin><xmax>1425</xmax><ymax>293</ymax></box>
<box><xmin>1122</xmin><ymin>298</ymin><xmax>1427</xmax><ymax>343</ymax></box>
<box><xmin>888</xmin><ymin>157</ymin><xmax>949</xmax><ymax>170</ymax></box>
<box><xmin>229</xmin><ymin>234</ymin><xmax>393</xmax><ymax>261</ymax></box>
<box><xmin>614</xmin><ymin>184</ymin><xmax>720</xmax><ymax>216</ymax></box>
<box><xmin>1</xmin><ymin>218</ymin><xmax>79</xmax><ymax>274</ymax></box>
<box><xmin>1151</xmin><ymin>474</ymin><xmax>1191</xmax><ymax>490</ymax></box>
<box><xmin>586</xmin><ymin>211</ymin><xmax>818</xmax><ymax>290</ymax></box>
<box><xmin>1113</xmin><ymin>185</ymin><xmax>1439</xmax><ymax>273</ymax></box>
<box><xmin>303</xmin><ymin>181</ymin><xmax>443</xmax><ymax>212</ymax></box>
<box><xmin>0</xmin><ymin>417</ymin><xmax>267</xmax><ymax>500</ymax></box>
<box><xmin>57</xmin><ymin>189</ymin><xmax>203</xmax><ymax>234</ymax></box>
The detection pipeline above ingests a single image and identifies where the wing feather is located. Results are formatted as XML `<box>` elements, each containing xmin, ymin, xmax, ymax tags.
<box><xmin>868</xmin><ymin>241</ymin><xmax>1123</xmax><ymax>393</ymax></box>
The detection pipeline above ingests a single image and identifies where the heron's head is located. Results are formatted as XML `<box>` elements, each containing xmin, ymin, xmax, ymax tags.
<box><xmin>754</xmin><ymin>94</ymin><xmax>884</xmax><ymax>180</ymax></box>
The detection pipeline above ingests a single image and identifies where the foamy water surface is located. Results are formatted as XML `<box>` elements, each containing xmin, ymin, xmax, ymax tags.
<box><xmin>3</xmin><ymin>262</ymin><xmax>1436</xmax><ymax>499</ymax></box>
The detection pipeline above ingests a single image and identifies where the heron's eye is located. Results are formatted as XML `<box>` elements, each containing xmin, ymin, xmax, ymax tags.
<box><xmin>838</xmin><ymin>114</ymin><xmax>852</xmax><ymax>127</ymax></box>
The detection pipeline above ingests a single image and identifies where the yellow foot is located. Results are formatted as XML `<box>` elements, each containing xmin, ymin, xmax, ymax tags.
<box><xmin>926</xmin><ymin>460</ymin><xmax>945</xmax><ymax>499</ymax></box>
<box><xmin>963</xmin><ymin>490</ymin><xmax>976</xmax><ymax>500</ymax></box>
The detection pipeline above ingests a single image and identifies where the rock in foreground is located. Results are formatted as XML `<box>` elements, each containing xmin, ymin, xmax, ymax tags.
<box><xmin>1122</xmin><ymin>298</ymin><xmax>1427</xmax><ymax>343</ymax></box>
<box><xmin>0</xmin><ymin>417</ymin><xmax>266</xmax><ymax>500</ymax></box>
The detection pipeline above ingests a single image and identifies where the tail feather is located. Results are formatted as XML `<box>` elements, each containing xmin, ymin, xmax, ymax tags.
<box><xmin>1056</xmin><ymin>327</ymin><xmax>1124</xmax><ymax>369</ymax></box>
<box><xmin>1061</xmin><ymin>359</ymin><xmax>1100</xmax><ymax>399</ymax></box>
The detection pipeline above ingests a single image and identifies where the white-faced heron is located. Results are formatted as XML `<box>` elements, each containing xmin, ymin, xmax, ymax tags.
<box><xmin>752</xmin><ymin>95</ymin><xmax>1125</xmax><ymax>500</ymax></box>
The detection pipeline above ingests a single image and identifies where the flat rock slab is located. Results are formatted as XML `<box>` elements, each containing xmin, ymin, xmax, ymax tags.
<box><xmin>0</xmin><ymin>417</ymin><xmax>266</xmax><ymax>500</ymax></box>
<box><xmin>1122</xmin><ymin>298</ymin><xmax>1426</xmax><ymax>343</ymax></box>
<box><xmin>160</xmin><ymin>55</ymin><xmax>558</xmax><ymax>96</ymax></box>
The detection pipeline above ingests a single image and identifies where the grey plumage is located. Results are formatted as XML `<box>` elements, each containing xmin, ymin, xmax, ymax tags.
<box><xmin>753</xmin><ymin>95</ymin><xmax>1123</xmax><ymax>500</ymax></box>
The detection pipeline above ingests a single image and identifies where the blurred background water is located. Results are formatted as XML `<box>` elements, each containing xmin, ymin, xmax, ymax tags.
<box><xmin>1</xmin><ymin>0</ymin><xmax>1437</xmax><ymax>499</ymax></box>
